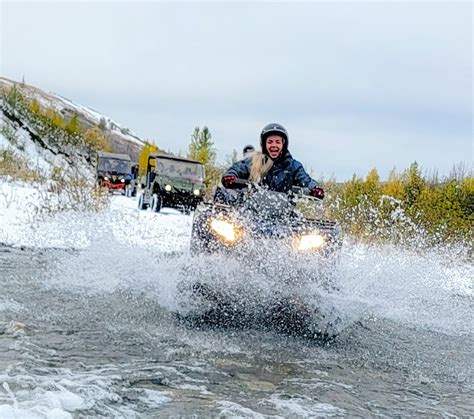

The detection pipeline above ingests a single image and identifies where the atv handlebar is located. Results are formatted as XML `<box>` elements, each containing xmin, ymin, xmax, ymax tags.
<box><xmin>233</xmin><ymin>178</ymin><xmax>251</xmax><ymax>186</ymax></box>
<box><xmin>291</xmin><ymin>186</ymin><xmax>323</xmax><ymax>201</ymax></box>
<box><xmin>228</xmin><ymin>180</ymin><xmax>322</xmax><ymax>201</ymax></box>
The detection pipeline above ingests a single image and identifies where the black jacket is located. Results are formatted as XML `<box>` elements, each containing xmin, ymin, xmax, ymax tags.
<box><xmin>223</xmin><ymin>151</ymin><xmax>318</xmax><ymax>193</ymax></box>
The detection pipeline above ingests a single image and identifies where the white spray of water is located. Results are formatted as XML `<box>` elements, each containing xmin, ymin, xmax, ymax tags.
<box><xmin>46</xmin><ymin>226</ymin><xmax>472</xmax><ymax>338</ymax></box>
<box><xmin>335</xmin><ymin>242</ymin><xmax>472</xmax><ymax>335</ymax></box>
<box><xmin>4</xmin><ymin>194</ymin><xmax>470</xmax><ymax>337</ymax></box>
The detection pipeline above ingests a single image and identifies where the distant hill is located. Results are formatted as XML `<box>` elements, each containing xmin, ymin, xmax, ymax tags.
<box><xmin>0</xmin><ymin>77</ymin><xmax>146</xmax><ymax>162</ymax></box>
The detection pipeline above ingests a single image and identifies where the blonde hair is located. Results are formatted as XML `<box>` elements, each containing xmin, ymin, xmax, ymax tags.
<box><xmin>249</xmin><ymin>151</ymin><xmax>273</xmax><ymax>183</ymax></box>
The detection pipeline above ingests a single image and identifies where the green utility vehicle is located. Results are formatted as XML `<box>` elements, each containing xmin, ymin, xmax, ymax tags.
<box><xmin>138</xmin><ymin>153</ymin><xmax>205</xmax><ymax>214</ymax></box>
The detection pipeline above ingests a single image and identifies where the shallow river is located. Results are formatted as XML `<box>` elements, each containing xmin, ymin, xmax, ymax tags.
<box><xmin>0</xmin><ymin>238</ymin><xmax>472</xmax><ymax>418</ymax></box>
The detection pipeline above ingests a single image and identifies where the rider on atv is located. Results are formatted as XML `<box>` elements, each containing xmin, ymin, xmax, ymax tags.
<box><xmin>219</xmin><ymin>123</ymin><xmax>325</xmax><ymax>201</ymax></box>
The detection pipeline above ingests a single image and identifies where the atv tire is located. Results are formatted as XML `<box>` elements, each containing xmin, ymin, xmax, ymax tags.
<box><xmin>138</xmin><ymin>193</ymin><xmax>148</xmax><ymax>210</ymax></box>
<box><xmin>183</xmin><ymin>206</ymin><xmax>192</xmax><ymax>215</ymax></box>
<box><xmin>151</xmin><ymin>193</ymin><xmax>162</xmax><ymax>213</ymax></box>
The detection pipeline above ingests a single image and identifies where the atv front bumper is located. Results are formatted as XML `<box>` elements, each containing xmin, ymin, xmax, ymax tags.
<box><xmin>100</xmin><ymin>180</ymin><xmax>126</xmax><ymax>190</ymax></box>
<box><xmin>191</xmin><ymin>210</ymin><xmax>341</xmax><ymax>258</ymax></box>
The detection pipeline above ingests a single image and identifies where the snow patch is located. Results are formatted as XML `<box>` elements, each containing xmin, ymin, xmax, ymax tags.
<box><xmin>0</xmin><ymin>182</ymin><xmax>191</xmax><ymax>251</ymax></box>
<box><xmin>138</xmin><ymin>389</ymin><xmax>172</xmax><ymax>407</ymax></box>
<box><xmin>216</xmin><ymin>400</ymin><xmax>269</xmax><ymax>418</ymax></box>
<box><xmin>265</xmin><ymin>393</ymin><xmax>346</xmax><ymax>417</ymax></box>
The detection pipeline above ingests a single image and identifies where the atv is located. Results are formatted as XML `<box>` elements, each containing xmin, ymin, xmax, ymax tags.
<box><xmin>179</xmin><ymin>182</ymin><xmax>344</xmax><ymax>340</ymax></box>
<box><xmin>190</xmin><ymin>181</ymin><xmax>341</xmax><ymax>257</ymax></box>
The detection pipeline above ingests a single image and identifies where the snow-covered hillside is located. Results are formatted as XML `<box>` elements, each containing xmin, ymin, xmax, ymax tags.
<box><xmin>0</xmin><ymin>118</ymin><xmax>76</xmax><ymax>178</ymax></box>
<box><xmin>0</xmin><ymin>77</ymin><xmax>146</xmax><ymax>161</ymax></box>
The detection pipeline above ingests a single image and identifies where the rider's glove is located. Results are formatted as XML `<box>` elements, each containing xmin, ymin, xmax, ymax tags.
<box><xmin>222</xmin><ymin>175</ymin><xmax>237</xmax><ymax>188</ymax></box>
<box><xmin>309</xmin><ymin>186</ymin><xmax>325</xmax><ymax>199</ymax></box>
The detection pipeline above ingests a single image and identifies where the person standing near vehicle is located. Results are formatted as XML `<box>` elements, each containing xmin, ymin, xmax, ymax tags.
<box><xmin>221</xmin><ymin>123</ymin><xmax>325</xmax><ymax>199</ymax></box>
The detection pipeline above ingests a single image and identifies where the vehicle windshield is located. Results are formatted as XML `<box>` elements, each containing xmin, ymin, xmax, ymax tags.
<box><xmin>98</xmin><ymin>158</ymin><xmax>131</xmax><ymax>174</ymax></box>
<box><xmin>154</xmin><ymin>157</ymin><xmax>204</xmax><ymax>182</ymax></box>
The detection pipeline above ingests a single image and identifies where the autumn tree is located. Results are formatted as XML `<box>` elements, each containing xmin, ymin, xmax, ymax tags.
<box><xmin>188</xmin><ymin>126</ymin><xmax>216</xmax><ymax>165</ymax></box>
<box><xmin>138</xmin><ymin>141</ymin><xmax>159</xmax><ymax>177</ymax></box>
<box><xmin>187</xmin><ymin>126</ymin><xmax>222</xmax><ymax>190</ymax></box>
<box><xmin>65</xmin><ymin>114</ymin><xmax>82</xmax><ymax>136</ymax></box>
<box><xmin>84</xmin><ymin>127</ymin><xmax>111</xmax><ymax>151</ymax></box>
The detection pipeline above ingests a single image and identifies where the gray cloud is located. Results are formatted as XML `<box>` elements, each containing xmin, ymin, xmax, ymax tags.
<box><xmin>1</xmin><ymin>1</ymin><xmax>472</xmax><ymax>180</ymax></box>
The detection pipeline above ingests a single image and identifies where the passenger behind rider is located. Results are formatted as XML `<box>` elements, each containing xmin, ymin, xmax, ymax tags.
<box><xmin>220</xmin><ymin>123</ymin><xmax>324</xmax><ymax>199</ymax></box>
<box><xmin>242</xmin><ymin>144</ymin><xmax>255</xmax><ymax>159</ymax></box>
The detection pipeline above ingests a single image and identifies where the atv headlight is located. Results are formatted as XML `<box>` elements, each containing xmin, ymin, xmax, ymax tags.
<box><xmin>104</xmin><ymin>177</ymin><xmax>109</xmax><ymax>181</ymax></box>
<box><xmin>193</xmin><ymin>189</ymin><xmax>200</xmax><ymax>196</ymax></box>
<box><xmin>165</xmin><ymin>184</ymin><xmax>172</xmax><ymax>192</ymax></box>
<box><xmin>120</xmin><ymin>178</ymin><xmax>125</xmax><ymax>183</ymax></box>
<box><xmin>210</xmin><ymin>219</ymin><xmax>239</xmax><ymax>243</ymax></box>
<box><xmin>292</xmin><ymin>233</ymin><xmax>326</xmax><ymax>251</ymax></box>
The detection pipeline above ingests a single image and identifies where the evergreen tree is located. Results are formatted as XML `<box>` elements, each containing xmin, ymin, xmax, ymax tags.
<box><xmin>187</xmin><ymin>126</ymin><xmax>221</xmax><ymax>190</ymax></box>
<box><xmin>188</xmin><ymin>126</ymin><xmax>216</xmax><ymax>165</ymax></box>
<box><xmin>4</xmin><ymin>85</ymin><xmax>27</xmax><ymax>110</ymax></box>
<box><xmin>404</xmin><ymin>161</ymin><xmax>425</xmax><ymax>206</ymax></box>
<box><xmin>65</xmin><ymin>114</ymin><xmax>82</xmax><ymax>136</ymax></box>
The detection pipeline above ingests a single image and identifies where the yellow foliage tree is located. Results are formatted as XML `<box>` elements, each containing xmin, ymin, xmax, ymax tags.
<box><xmin>84</xmin><ymin>127</ymin><xmax>111</xmax><ymax>151</ymax></box>
<box><xmin>29</xmin><ymin>99</ymin><xmax>41</xmax><ymax>115</ymax></box>
<box><xmin>138</xmin><ymin>141</ymin><xmax>159</xmax><ymax>176</ymax></box>
<box><xmin>363</xmin><ymin>168</ymin><xmax>381</xmax><ymax>204</ymax></box>
<box><xmin>382</xmin><ymin>168</ymin><xmax>405</xmax><ymax>199</ymax></box>
<box><xmin>44</xmin><ymin>108</ymin><xmax>65</xmax><ymax>129</ymax></box>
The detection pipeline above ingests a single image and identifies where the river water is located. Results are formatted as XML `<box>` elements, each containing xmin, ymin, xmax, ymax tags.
<box><xmin>0</xmin><ymin>201</ymin><xmax>473</xmax><ymax>418</ymax></box>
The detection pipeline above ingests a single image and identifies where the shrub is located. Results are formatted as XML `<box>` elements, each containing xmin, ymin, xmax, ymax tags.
<box><xmin>323</xmin><ymin>163</ymin><xmax>473</xmax><ymax>247</ymax></box>
<box><xmin>84</xmin><ymin>127</ymin><xmax>111</xmax><ymax>151</ymax></box>
<box><xmin>0</xmin><ymin>147</ymin><xmax>45</xmax><ymax>182</ymax></box>
<box><xmin>41</xmin><ymin>174</ymin><xmax>110</xmax><ymax>214</ymax></box>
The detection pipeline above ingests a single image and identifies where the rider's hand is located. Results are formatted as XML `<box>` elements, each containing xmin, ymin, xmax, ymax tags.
<box><xmin>222</xmin><ymin>175</ymin><xmax>237</xmax><ymax>188</ymax></box>
<box><xmin>309</xmin><ymin>187</ymin><xmax>325</xmax><ymax>199</ymax></box>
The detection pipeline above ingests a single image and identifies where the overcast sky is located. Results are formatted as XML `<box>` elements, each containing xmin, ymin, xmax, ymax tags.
<box><xmin>1</xmin><ymin>1</ymin><xmax>472</xmax><ymax>180</ymax></box>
